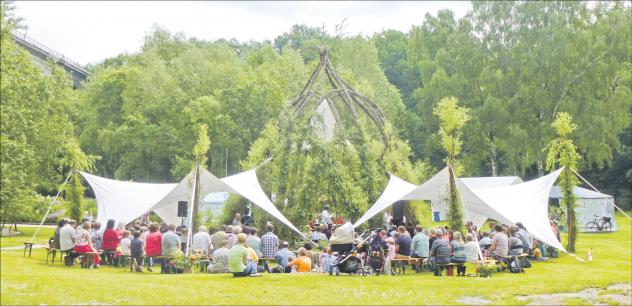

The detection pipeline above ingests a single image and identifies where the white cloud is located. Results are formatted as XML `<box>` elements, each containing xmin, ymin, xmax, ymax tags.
<box><xmin>15</xmin><ymin>1</ymin><xmax>471</xmax><ymax>65</ymax></box>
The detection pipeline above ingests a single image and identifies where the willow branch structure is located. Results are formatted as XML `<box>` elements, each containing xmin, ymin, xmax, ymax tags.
<box><xmin>288</xmin><ymin>47</ymin><xmax>390</xmax><ymax>151</ymax></box>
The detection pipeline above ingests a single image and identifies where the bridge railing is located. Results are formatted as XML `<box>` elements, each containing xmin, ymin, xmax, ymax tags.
<box><xmin>10</xmin><ymin>30</ymin><xmax>89</xmax><ymax>76</ymax></box>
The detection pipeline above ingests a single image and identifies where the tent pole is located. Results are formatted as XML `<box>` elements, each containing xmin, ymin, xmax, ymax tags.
<box><xmin>451</xmin><ymin>166</ymin><xmax>484</xmax><ymax>263</ymax></box>
<box><xmin>185</xmin><ymin>163</ymin><xmax>200</xmax><ymax>255</ymax></box>
<box><xmin>29</xmin><ymin>172</ymin><xmax>73</xmax><ymax>243</ymax></box>
<box><xmin>572</xmin><ymin>169</ymin><xmax>631</xmax><ymax>221</ymax></box>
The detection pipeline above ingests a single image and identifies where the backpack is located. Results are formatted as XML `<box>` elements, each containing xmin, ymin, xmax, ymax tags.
<box><xmin>522</xmin><ymin>258</ymin><xmax>532</xmax><ymax>268</ymax></box>
<box><xmin>510</xmin><ymin>257</ymin><xmax>523</xmax><ymax>273</ymax></box>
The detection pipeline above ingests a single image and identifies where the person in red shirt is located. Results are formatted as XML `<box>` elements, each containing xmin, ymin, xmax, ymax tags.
<box><xmin>144</xmin><ymin>223</ymin><xmax>162</xmax><ymax>272</ymax></box>
<box><xmin>102</xmin><ymin>219</ymin><xmax>121</xmax><ymax>266</ymax></box>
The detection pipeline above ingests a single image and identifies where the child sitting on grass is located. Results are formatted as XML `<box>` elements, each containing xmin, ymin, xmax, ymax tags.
<box><xmin>130</xmin><ymin>230</ymin><xmax>143</xmax><ymax>272</ymax></box>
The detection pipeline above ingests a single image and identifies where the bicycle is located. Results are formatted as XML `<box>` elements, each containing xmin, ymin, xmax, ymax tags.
<box><xmin>584</xmin><ymin>215</ymin><xmax>612</xmax><ymax>232</ymax></box>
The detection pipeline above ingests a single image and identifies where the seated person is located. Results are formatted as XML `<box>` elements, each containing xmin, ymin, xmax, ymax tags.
<box><xmin>274</xmin><ymin>241</ymin><xmax>296</xmax><ymax>273</ymax></box>
<box><xmin>429</xmin><ymin>228</ymin><xmax>450</xmax><ymax>276</ymax></box>
<box><xmin>478</xmin><ymin>231</ymin><xmax>492</xmax><ymax>250</ymax></box>
<box><xmin>508</xmin><ymin>226</ymin><xmax>524</xmax><ymax>256</ymax></box>
<box><xmin>411</xmin><ymin>225</ymin><xmax>429</xmax><ymax>259</ymax></box>
<box><xmin>311</xmin><ymin>224</ymin><xmax>329</xmax><ymax>246</ymax></box>
<box><xmin>208</xmin><ymin>240</ymin><xmax>231</xmax><ymax>273</ymax></box>
<box><xmin>74</xmin><ymin>221</ymin><xmax>100</xmax><ymax>268</ymax></box>
<box><xmin>229</xmin><ymin>233</ymin><xmax>260</xmax><ymax>277</ymax></box>
<box><xmin>450</xmin><ymin>231</ymin><xmax>467</xmax><ymax>276</ymax></box>
<box><xmin>395</xmin><ymin>226</ymin><xmax>412</xmax><ymax>259</ymax></box>
<box><xmin>319</xmin><ymin>246</ymin><xmax>333</xmax><ymax>273</ymax></box>
<box><xmin>464</xmin><ymin>234</ymin><xmax>479</xmax><ymax>263</ymax></box>
<box><xmin>288</xmin><ymin>247</ymin><xmax>312</xmax><ymax>272</ymax></box>
<box><xmin>489</xmin><ymin>225</ymin><xmax>509</xmax><ymax>259</ymax></box>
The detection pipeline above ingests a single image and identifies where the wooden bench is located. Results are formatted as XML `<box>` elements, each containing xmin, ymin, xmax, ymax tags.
<box><xmin>23</xmin><ymin>242</ymin><xmax>35</xmax><ymax>257</ymax></box>
<box><xmin>389</xmin><ymin>257</ymin><xmax>428</xmax><ymax>274</ymax></box>
<box><xmin>44</xmin><ymin>247</ymin><xmax>62</xmax><ymax>264</ymax></box>
<box><xmin>78</xmin><ymin>251</ymin><xmax>99</xmax><ymax>268</ymax></box>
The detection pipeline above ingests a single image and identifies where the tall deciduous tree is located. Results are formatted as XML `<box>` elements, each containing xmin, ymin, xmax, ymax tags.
<box><xmin>434</xmin><ymin>96</ymin><xmax>470</xmax><ymax>234</ymax></box>
<box><xmin>545</xmin><ymin>112</ymin><xmax>581</xmax><ymax>252</ymax></box>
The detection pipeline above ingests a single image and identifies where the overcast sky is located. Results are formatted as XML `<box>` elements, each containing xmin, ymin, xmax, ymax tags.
<box><xmin>15</xmin><ymin>1</ymin><xmax>471</xmax><ymax>65</ymax></box>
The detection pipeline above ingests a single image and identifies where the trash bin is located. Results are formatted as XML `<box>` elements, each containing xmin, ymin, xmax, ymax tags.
<box><xmin>433</xmin><ymin>211</ymin><xmax>441</xmax><ymax>222</ymax></box>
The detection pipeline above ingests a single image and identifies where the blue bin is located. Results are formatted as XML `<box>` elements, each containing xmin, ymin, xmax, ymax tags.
<box><xmin>433</xmin><ymin>211</ymin><xmax>440</xmax><ymax>222</ymax></box>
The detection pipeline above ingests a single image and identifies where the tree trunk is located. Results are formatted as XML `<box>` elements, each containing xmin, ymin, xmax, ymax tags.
<box><xmin>489</xmin><ymin>131</ymin><xmax>497</xmax><ymax>176</ymax></box>
<box><xmin>536</xmin><ymin>112</ymin><xmax>544</xmax><ymax>176</ymax></box>
<box><xmin>564</xmin><ymin>168</ymin><xmax>576</xmax><ymax>252</ymax></box>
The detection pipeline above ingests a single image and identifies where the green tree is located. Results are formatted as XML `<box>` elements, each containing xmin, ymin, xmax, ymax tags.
<box><xmin>64</xmin><ymin>137</ymin><xmax>99</xmax><ymax>222</ymax></box>
<box><xmin>433</xmin><ymin>96</ymin><xmax>470</xmax><ymax>234</ymax></box>
<box><xmin>545</xmin><ymin>112</ymin><xmax>581</xmax><ymax>252</ymax></box>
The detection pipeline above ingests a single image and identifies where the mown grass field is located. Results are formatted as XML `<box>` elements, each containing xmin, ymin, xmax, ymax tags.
<box><xmin>1</xmin><ymin>214</ymin><xmax>630</xmax><ymax>305</ymax></box>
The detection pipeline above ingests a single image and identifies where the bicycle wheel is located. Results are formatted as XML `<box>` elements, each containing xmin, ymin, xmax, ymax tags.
<box><xmin>602</xmin><ymin>222</ymin><xmax>612</xmax><ymax>232</ymax></box>
<box><xmin>584</xmin><ymin>222</ymin><xmax>599</xmax><ymax>233</ymax></box>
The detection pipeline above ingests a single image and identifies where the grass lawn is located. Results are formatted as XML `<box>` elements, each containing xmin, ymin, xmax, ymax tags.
<box><xmin>1</xmin><ymin>214</ymin><xmax>630</xmax><ymax>305</ymax></box>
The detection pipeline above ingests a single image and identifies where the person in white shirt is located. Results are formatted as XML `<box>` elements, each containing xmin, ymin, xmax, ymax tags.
<box><xmin>60</xmin><ymin>220</ymin><xmax>78</xmax><ymax>266</ymax></box>
<box><xmin>120</xmin><ymin>230</ymin><xmax>132</xmax><ymax>267</ymax></box>
<box><xmin>192</xmin><ymin>225</ymin><xmax>212</xmax><ymax>255</ymax></box>
<box><xmin>321</xmin><ymin>205</ymin><xmax>332</xmax><ymax>228</ymax></box>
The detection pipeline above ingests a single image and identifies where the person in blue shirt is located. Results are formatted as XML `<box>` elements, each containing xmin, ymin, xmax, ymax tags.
<box><xmin>411</xmin><ymin>225</ymin><xmax>429</xmax><ymax>272</ymax></box>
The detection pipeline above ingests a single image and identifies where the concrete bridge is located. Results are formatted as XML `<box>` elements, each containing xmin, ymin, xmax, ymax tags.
<box><xmin>11</xmin><ymin>31</ymin><xmax>89</xmax><ymax>89</ymax></box>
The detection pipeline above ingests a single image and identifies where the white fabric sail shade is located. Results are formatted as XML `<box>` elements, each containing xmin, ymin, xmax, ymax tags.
<box><xmin>80</xmin><ymin>168</ymin><xmax>304</xmax><ymax>239</ymax></box>
<box><xmin>80</xmin><ymin>171</ymin><xmax>177</xmax><ymax>227</ymax></box>
<box><xmin>353</xmin><ymin>167</ymin><xmax>566</xmax><ymax>252</ymax></box>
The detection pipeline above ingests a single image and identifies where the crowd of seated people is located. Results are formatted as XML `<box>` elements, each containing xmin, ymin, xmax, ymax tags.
<box><xmin>49</xmin><ymin>207</ymin><xmax>554</xmax><ymax>278</ymax></box>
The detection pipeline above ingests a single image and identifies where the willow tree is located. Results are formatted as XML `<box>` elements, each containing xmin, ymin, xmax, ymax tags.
<box><xmin>191</xmin><ymin>124</ymin><xmax>210</xmax><ymax>235</ymax></box>
<box><xmin>64</xmin><ymin>137</ymin><xmax>99</xmax><ymax>221</ymax></box>
<box><xmin>433</xmin><ymin>96</ymin><xmax>470</xmax><ymax>234</ymax></box>
<box><xmin>242</xmin><ymin>48</ymin><xmax>427</xmax><ymax>238</ymax></box>
<box><xmin>545</xmin><ymin>112</ymin><xmax>581</xmax><ymax>252</ymax></box>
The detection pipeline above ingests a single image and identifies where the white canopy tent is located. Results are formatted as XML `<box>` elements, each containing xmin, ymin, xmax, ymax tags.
<box><xmin>550</xmin><ymin>186</ymin><xmax>618</xmax><ymax>232</ymax></box>
<box><xmin>80</xmin><ymin>168</ymin><xmax>306</xmax><ymax>240</ymax></box>
<box><xmin>354</xmin><ymin>167</ymin><xmax>566</xmax><ymax>252</ymax></box>
<box><xmin>80</xmin><ymin>171</ymin><xmax>177</xmax><ymax>227</ymax></box>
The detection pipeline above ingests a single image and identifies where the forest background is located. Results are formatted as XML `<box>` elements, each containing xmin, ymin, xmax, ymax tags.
<box><xmin>1</xmin><ymin>1</ymin><xmax>630</xmax><ymax>234</ymax></box>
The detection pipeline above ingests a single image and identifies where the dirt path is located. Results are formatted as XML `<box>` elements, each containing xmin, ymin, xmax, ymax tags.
<box><xmin>458</xmin><ymin>283</ymin><xmax>631</xmax><ymax>305</ymax></box>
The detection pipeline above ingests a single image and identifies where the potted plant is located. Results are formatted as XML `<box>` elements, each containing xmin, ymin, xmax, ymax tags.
<box><xmin>170</xmin><ymin>253</ymin><xmax>194</xmax><ymax>273</ymax></box>
<box><xmin>479</xmin><ymin>263</ymin><xmax>496</xmax><ymax>278</ymax></box>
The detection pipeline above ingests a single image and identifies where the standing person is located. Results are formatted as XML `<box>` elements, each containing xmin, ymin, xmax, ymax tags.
<box><xmin>384</xmin><ymin>237</ymin><xmax>396</xmax><ymax>275</ymax></box>
<box><xmin>211</xmin><ymin>225</ymin><xmax>228</xmax><ymax>253</ymax></box>
<box><xmin>60</xmin><ymin>220</ymin><xmax>77</xmax><ymax>266</ymax></box>
<box><xmin>321</xmin><ymin>205</ymin><xmax>332</xmax><ymax>229</ymax></box>
<box><xmin>102</xmin><ymin>219</ymin><xmax>120</xmax><ymax>266</ymax></box>
<box><xmin>192</xmin><ymin>225</ymin><xmax>212</xmax><ymax>255</ymax></box>
<box><xmin>130</xmin><ymin>231</ymin><xmax>143</xmax><ymax>272</ymax></box>
<box><xmin>53</xmin><ymin>218</ymin><xmax>68</xmax><ymax>250</ymax></box>
<box><xmin>74</xmin><ymin>221</ymin><xmax>100</xmax><ymax>268</ymax></box>
<box><xmin>144</xmin><ymin>223</ymin><xmax>162</xmax><ymax>272</ymax></box>
<box><xmin>450</xmin><ymin>231</ymin><xmax>467</xmax><ymax>276</ymax></box>
<box><xmin>261</xmin><ymin>223</ymin><xmax>279</xmax><ymax>259</ymax></box>
<box><xmin>161</xmin><ymin>224</ymin><xmax>181</xmax><ymax>274</ymax></box>
<box><xmin>232</xmin><ymin>213</ymin><xmax>242</xmax><ymax>226</ymax></box>
<box><xmin>244</xmin><ymin>203</ymin><xmax>254</xmax><ymax>226</ymax></box>
<box><xmin>489</xmin><ymin>224</ymin><xmax>509</xmax><ymax>259</ymax></box>
<box><xmin>229</xmin><ymin>233</ymin><xmax>260</xmax><ymax>277</ymax></box>
<box><xmin>246</xmin><ymin>228</ymin><xmax>263</xmax><ymax>259</ymax></box>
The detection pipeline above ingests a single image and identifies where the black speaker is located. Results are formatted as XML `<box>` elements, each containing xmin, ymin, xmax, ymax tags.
<box><xmin>392</xmin><ymin>201</ymin><xmax>405</xmax><ymax>225</ymax></box>
<box><xmin>177</xmin><ymin>201</ymin><xmax>188</xmax><ymax>217</ymax></box>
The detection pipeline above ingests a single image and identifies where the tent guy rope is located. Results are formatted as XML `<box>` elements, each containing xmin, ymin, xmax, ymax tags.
<box><xmin>572</xmin><ymin>169</ymin><xmax>631</xmax><ymax>221</ymax></box>
<box><xmin>29</xmin><ymin>172</ymin><xmax>73</xmax><ymax>242</ymax></box>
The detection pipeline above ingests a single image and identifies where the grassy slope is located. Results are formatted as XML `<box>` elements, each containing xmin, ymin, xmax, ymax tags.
<box><xmin>1</xmin><ymin>214</ymin><xmax>630</xmax><ymax>305</ymax></box>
